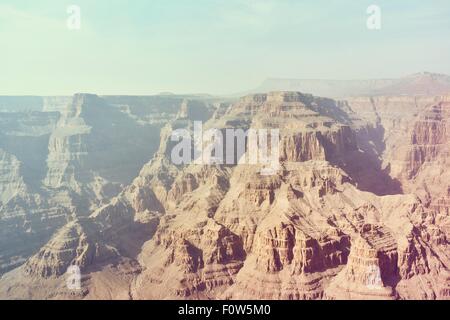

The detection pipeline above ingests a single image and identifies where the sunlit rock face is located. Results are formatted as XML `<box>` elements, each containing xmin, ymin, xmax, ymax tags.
<box><xmin>0</xmin><ymin>94</ymin><xmax>216</xmax><ymax>276</ymax></box>
<box><xmin>0</xmin><ymin>88</ymin><xmax>448</xmax><ymax>300</ymax></box>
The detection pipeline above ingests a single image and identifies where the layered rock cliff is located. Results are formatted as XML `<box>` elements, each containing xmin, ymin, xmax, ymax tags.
<box><xmin>0</xmin><ymin>91</ymin><xmax>448</xmax><ymax>300</ymax></box>
<box><xmin>0</xmin><ymin>94</ymin><xmax>217</xmax><ymax>277</ymax></box>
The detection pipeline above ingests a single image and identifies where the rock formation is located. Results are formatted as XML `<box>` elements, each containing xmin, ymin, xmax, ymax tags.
<box><xmin>0</xmin><ymin>88</ymin><xmax>448</xmax><ymax>300</ymax></box>
<box><xmin>0</xmin><ymin>93</ymin><xmax>217</xmax><ymax>276</ymax></box>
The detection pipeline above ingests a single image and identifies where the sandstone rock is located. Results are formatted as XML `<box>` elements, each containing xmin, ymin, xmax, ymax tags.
<box><xmin>325</xmin><ymin>224</ymin><xmax>398</xmax><ymax>300</ymax></box>
<box><xmin>0</xmin><ymin>90</ymin><xmax>448</xmax><ymax>301</ymax></box>
<box><xmin>23</xmin><ymin>218</ymin><xmax>116</xmax><ymax>278</ymax></box>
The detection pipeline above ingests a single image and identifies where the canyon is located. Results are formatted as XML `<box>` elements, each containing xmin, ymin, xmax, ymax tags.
<box><xmin>0</xmin><ymin>73</ymin><xmax>448</xmax><ymax>300</ymax></box>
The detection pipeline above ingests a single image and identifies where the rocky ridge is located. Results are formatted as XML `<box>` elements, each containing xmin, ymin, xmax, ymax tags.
<box><xmin>0</xmin><ymin>90</ymin><xmax>448</xmax><ymax>300</ymax></box>
<box><xmin>0</xmin><ymin>94</ymin><xmax>218</xmax><ymax>276</ymax></box>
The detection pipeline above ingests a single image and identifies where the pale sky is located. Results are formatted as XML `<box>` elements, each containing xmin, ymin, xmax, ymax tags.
<box><xmin>1</xmin><ymin>0</ymin><xmax>450</xmax><ymax>95</ymax></box>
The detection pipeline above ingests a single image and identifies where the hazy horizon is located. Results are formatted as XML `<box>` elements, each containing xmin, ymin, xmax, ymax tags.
<box><xmin>1</xmin><ymin>0</ymin><xmax>450</xmax><ymax>95</ymax></box>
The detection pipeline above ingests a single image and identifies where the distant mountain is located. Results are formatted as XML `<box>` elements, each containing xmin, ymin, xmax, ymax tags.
<box><xmin>250</xmin><ymin>72</ymin><xmax>450</xmax><ymax>98</ymax></box>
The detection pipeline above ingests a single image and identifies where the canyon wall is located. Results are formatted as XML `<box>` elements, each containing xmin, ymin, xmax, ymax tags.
<box><xmin>0</xmin><ymin>94</ymin><xmax>218</xmax><ymax>276</ymax></box>
<box><xmin>0</xmin><ymin>90</ymin><xmax>448</xmax><ymax>300</ymax></box>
